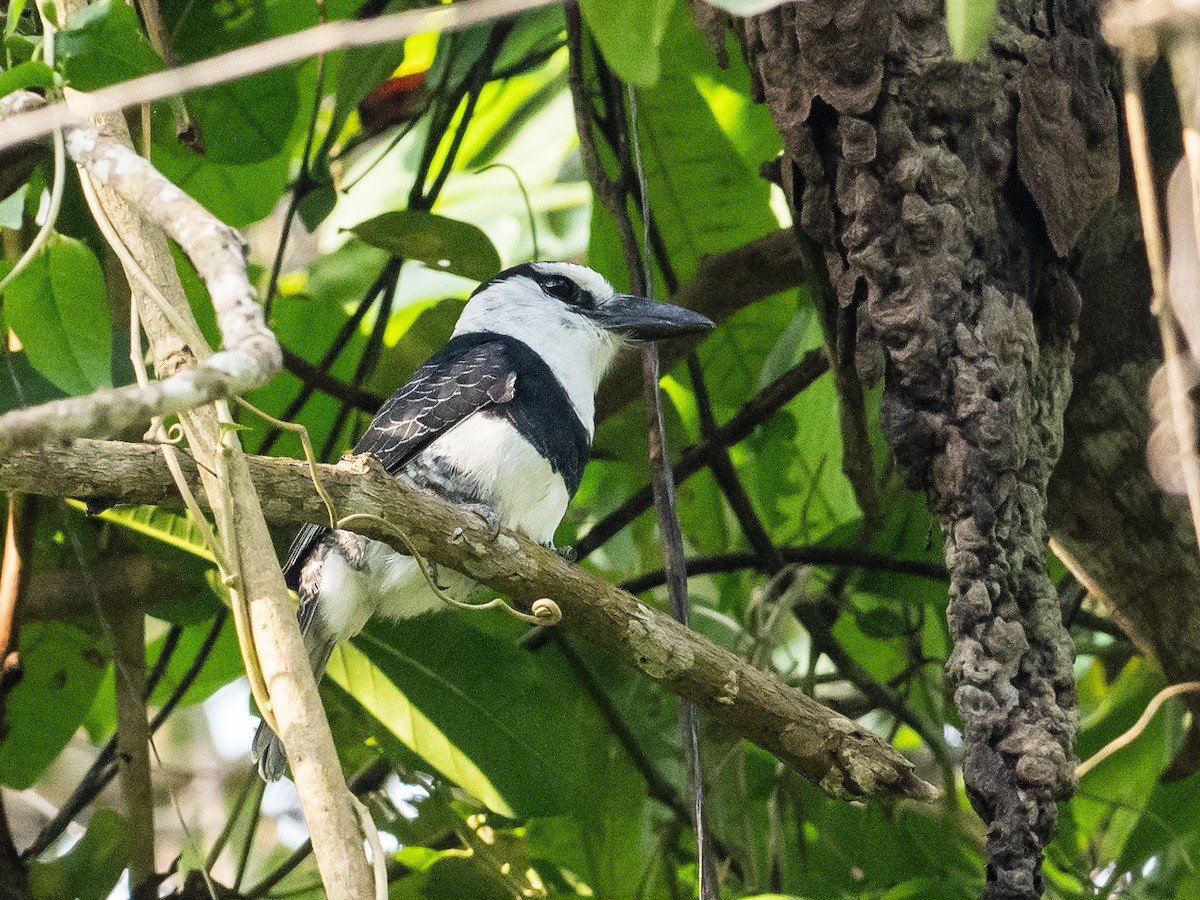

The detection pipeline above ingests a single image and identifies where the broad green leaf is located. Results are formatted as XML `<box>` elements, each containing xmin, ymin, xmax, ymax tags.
<box><xmin>526</xmin><ymin>743</ymin><xmax>667</xmax><ymax>900</ymax></box>
<box><xmin>161</xmin><ymin>0</ymin><xmax>300</xmax><ymax>162</ymax></box>
<box><xmin>57</xmin><ymin>0</ymin><xmax>163</xmax><ymax>90</ymax></box>
<box><xmin>946</xmin><ymin>0</ymin><xmax>998</xmax><ymax>61</ymax></box>
<box><xmin>2</xmin><ymin>234</ymin><xmax>112</xmax><ymax>395</ymax></box>
<box><xmin>28</xmin><ymin>809</ymin><xmax>128</xmax><ymax>900</ymax></box>
<box><xmin>795</xmin><ymin>789</ymin><xmax>981</xmax><ymax>896</ymax></box>
<box><xmin>0</xmin><ymin>622</ymin><xmax>108</xmax><ymax>789</ymax></box>
<box><xmin>5</xmin><ymin>33</ymin><xmax>39</xmax><ymax>65</ymax></box>
<box><xmin>348</xmin><ymin>614</ymin><xmax>612</xmax><ymax>819</ymax></box>
<box><xmin>151</xmin><ymin>139</ymin><xmax>291</xmax><ymax>228</ymax></box>
<box><xmin>0</xmin><ymin>59</ymin><xmax>53</xmax><ymax>98</ymax></box>
<box><xmin>1113</xmin><ymin>771</ymin><xmax>1200</xmax><ymax>882</ymax></box>
<box><xmin>578</xmin><ymin>0</ymin><xmax>674</xmax><ymax>87</ymax></box>
<box><xmin>1071</xmin><ymin>658</ymin><xmax>1170</xmax><ymax>864</ymax></box>
<box><xmin>349</xmin><ymin>211</ymin><xmax>502</xmax><ymax>281</ymax></box>
<box><xmin>421</xmin><ymin>855</ymin><xmax>516</xmax><ymax>900</ymax></box>
<box><xmin>92</xmin><ymin>505</ymin><xmax>215</xmax><ymax>562</ymax></box>
<box><xmin>186</xmin><ymin>71</ymin><xmax>302</xmax><ymax>164</ymax></box>
<box><xmin>326</xmin><ymin>640</ymin><xmax>515</xmax><ymax>817</ymax></box>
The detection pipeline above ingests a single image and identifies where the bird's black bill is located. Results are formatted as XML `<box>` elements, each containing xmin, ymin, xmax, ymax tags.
<box><xmin>589</xmin><ymin>295</ymin><xmax>715</xmax><ymax>341</ymax></box>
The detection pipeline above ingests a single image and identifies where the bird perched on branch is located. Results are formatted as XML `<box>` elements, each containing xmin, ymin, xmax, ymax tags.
<box><xmin>253</xmin><ymin>261</ymin><xmax>713</xmax><ymax>780</ymax></box>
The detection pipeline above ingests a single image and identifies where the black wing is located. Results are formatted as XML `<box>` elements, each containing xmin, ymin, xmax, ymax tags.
<box><xmin>280</xmin><ymin>334</ymin><xmax>518</xmax><ymax>585</ymax></box>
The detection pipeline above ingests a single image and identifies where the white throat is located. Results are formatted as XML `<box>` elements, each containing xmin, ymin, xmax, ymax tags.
<box><xmin>453</xmin><ymin>282</ymin><xmax>618</xmax><ymax>436</ymax></box>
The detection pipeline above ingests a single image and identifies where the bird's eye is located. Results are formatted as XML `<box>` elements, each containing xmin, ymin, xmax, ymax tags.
<box><xmin>541</xmin><ymin>276</ymin><xmax>580</xmax><ymax>303</ymax></box>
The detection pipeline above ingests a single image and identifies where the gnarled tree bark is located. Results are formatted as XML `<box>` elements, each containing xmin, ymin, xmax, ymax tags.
<box><xmin>700</xmin><ymin>1</ymin><xmax>1120</xmax><ymax>895</ymax></box>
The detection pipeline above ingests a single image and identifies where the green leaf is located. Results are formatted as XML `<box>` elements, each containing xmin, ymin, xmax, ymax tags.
<box><xmin>349</xmin><ymin>211</ymin><xmax>502</xmax><ymax>281</ymax></box>
<box><xmin>29</xmin><ymin>809</ymin><xmax>129</xmax><ymax>900</ymax></box>
<box><xmin>578</xmin><ymin>0</ymin><xmax>674</xmax><ymax>87</ymax></box>
<box><xmin>0</xmin><ymin>59</ymin><xmax>54</xmax><ymax>98</ymax></box>
<box><xmin>5</xmin><ymin>0</ymin><xmax>29</xmax><ymax>40</ymax></box>
<box><xmin>151</xmin><ymin>139</ymin><xmax>291</xmax><ymax>228</ymax></box>
<box><xmin>185</xmin><ymin>71</ymin><xmax>302</xmax><ymax>164</ymax></box>
<box><xmin>0</xmin><ymin>622</ymin><xmax>108</xmax><ymax>789</ymax></box>
<box><xmin>945</xmin><ymin>0</ymin><xmax>997</xmax><ymax>61</ymax></box>
<box><xmin>326</xmin><ymin>640</ymin><xmax>515</xmax><ymax>817</ymax></box>
<box><xmin>91</xmin><ymin>505</ymin><xmax>216</xmax><ymax>562</ymax></box>
<box><xmin>855</xmin><ymin>606</ymin><xmax>910</xmax><ymax>639</ymax></box>
<box><xmin>2</xmin><ymin>234</ymin><xmax>112</xmax><ymax>395</ymax></box>
<box><xmin>57</xmin><ymin>0</ymin><xmax>163</xmax><ymax>90</ymax></box>
<box><xmin>347</xmin><ymin>614</ymin><xmax>609</xmax><ymax>818</ymax></box>
<box><xmin>5</xmin><ymin>33</ymin><xmax>39</xmax><ymax>65</ymax></box>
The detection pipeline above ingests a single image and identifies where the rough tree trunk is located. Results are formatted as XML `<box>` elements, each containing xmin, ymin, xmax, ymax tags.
<box><xmin>693</xmin><ymin>1</ymin><xmax>1120</xmax><ymax>896</ymax></box>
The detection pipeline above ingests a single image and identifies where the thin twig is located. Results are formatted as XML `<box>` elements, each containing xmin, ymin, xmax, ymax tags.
<box><xmin>1076</xmin><ymin>681</ymin><xmax>1200</xmax><ymax>778</ymax></box>
<box><xmin>263</xmin><ymin>0</ymin><xmax>328</xmax><ymax>320</ymax></box>
<box><xmin>0</xmin><ymin>0</ymin><xmax>559</xmax><ymax>153</ymax></box>
<box><xmin>576</xmin><ymin>349</ymin><xmax>829</xmax><ymax>558</ymax></box>
<box><xmin>618</xmin><ymin>546</ymin><xmax>947</xmax><ymax>594</ymax></box>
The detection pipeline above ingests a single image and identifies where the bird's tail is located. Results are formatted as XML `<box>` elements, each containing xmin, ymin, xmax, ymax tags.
<box><xmin>251</xmin><ymin>604</ymin><xmax>336</xmax><ymax>782</ymax></box>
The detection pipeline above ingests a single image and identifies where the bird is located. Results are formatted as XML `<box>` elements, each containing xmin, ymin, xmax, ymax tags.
<box><xmin>252</xmin><ymin>261</ymin><xmax>714</xmax><ymax>780</ymax></box>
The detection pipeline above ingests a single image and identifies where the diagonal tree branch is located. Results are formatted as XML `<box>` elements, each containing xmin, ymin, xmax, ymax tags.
<box><xmin>0</xmin><ymin>439</ymin><xmax>939</xmax><ymax>804</ymax></box>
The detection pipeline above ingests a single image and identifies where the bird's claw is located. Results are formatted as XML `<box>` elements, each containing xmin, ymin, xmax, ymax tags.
<box><xmin>428</xmin><ymin>562</ymin><xmax>450</xmax><ymax>591</ymax></box>
<box><xmin>543</xmin><ymin>541</ymin><xmax>577</xmax><ymax>562</ymax></box>
<box><xmin>461</xmin><ymin>502</ymin><xmax>502</xmax><ymax>542</ymax></box>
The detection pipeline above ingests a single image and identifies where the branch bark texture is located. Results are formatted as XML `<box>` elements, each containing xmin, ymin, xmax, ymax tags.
<box><xmin>0</xmin><ymin>90</ymin><xmax>280</xmax><ymax>454</ymax></box>
<box><xmin>0</xmin><ymin>439</ymin><xmax>939</xmax><ymax>805</ymax></box>
<box><xmin>730</xmin><ymin>1</ymin><xmax>1119</xmax><ymax>895</ymax></box>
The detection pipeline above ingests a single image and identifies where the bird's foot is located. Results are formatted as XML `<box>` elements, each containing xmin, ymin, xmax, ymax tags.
<box><xmin>427</xmin><ymin>562</ymin><xmax>451</xmax><ymax>591</ymax></box>
<box><xmin>542</xmin><ymin>541</ymin><xmax>577</xmax><ymax>562</ymax></box>
<box><xmin>459</xmin><ymin>502</ymin><xmax>502</xmax><ymax>541</ymax></box>
<box><xmin>333</xmin><ymin>530</ymin><xmax>369</xmax><ymax>569</ymax></box>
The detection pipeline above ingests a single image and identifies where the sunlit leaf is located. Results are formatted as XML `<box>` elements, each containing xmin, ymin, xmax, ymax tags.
<box><xmin>1</xmin><ymin>234</ymin><xmax>112</xmax><ymax>395</ymax></box>
<box><xmin>0</xmin><ymin>622</ymin><xmax>108</xmax><ymax>789</ymax></box>
<box><xmin>326</xmin><ymin>640</ymin><xmax>515</xmax><ymax>817</ymax></box>
<box><xmin>349</xmin><ymin>211</ymin><xmax>502</xmax><ymax>281</ymax></box>
<box><xmin>347</xmin><ymin>614</ymin><xmax>611</xmax><ymax>819</ymax></box>
<box><xmin>92</xmin><ymin>505</ymin><xmax>215</xmax><ymax>562</ymax></box>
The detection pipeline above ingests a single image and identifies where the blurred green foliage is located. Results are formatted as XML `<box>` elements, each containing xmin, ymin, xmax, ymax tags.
<box><xmin>0</xmin><ymin>0</ymin><xmax>1182</xmax><ymax>898</ymax></box>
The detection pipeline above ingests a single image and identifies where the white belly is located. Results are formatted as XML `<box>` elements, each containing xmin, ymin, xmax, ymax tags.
<box><xmin>423</xmin><ymin>414</ymin><xmax>571</xmax><ymax>544</ymax></box>
<box><xmin>316</xmin><ymin>414</ymin><xmax>570</xmax><ymax>641</ymax></box>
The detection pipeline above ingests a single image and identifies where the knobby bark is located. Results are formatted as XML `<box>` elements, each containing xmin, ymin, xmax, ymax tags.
<box><xmin>0</xmin><ymin>439</ymin><xmax>940</xmax><ymax>805</ymax></box>
<box><xmin>699</xmin><ymin>1</ymin><xmax>1120</xmax><ymax>895</ymax></box>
